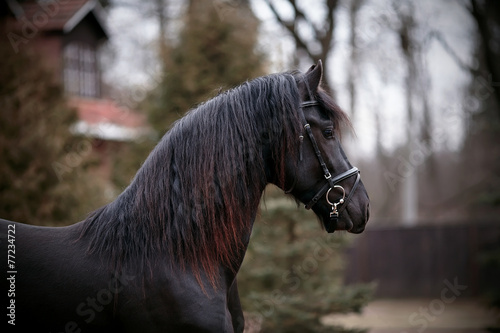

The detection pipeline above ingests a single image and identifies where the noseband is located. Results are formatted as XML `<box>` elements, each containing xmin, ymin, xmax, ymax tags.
<box><xmin>298</xmin><ymin>100</ymin><xmax>361</xmax><ymax>233</ymax></box>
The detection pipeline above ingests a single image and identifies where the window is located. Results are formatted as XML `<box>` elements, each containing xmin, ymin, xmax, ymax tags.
<box><xmin>63</xmin><ymin>42</ymin><xmax>99</xmax><ymax>98</ymax></box>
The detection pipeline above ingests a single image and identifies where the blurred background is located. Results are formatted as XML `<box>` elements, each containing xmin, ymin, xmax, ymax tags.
<box><xmin>1</xmin><ymin>0</ymin><xmax>499</xmax><ymax>332</ymax></box>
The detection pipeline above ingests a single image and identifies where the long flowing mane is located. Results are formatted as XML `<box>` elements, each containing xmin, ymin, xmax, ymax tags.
<box><xmin>79</xmin><ymin>72</ymin><xmax>348</xmax><ymax>288</ymax></box>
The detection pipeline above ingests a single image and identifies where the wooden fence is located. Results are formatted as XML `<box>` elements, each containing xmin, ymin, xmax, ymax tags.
<box><xmin>343</xmin><ymin>222</ymin><xmax>500</xmax><ymax>298</ymax></box>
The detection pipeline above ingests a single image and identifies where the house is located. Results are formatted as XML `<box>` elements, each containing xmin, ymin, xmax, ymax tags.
<box><xmin>2</xmin><ymin>0</ymin><xmax>149</xmax><ymax>185</ymax></box>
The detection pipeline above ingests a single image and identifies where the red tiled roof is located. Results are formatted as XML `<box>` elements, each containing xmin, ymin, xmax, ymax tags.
<box><xmin>13</xmin><ymin>0</ymin><xmax>107</xmax><ymax>35</ymax></box>
<box><xmin>70</xmin><ymin>97</ymin><xmax>147</xmax><ymax>129</ymax></box>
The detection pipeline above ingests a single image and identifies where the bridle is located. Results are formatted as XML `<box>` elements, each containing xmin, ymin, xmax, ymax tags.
<box><xmin>297</xmin><ymin>99</ymin><xmax>361</xmax><ymax>233</ymax></box>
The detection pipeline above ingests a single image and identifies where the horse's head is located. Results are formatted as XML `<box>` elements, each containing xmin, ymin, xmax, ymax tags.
<box><xmin>285</xmin><ymin>61</ymin><xmax>370</xmax><ymax>233</ymax></box>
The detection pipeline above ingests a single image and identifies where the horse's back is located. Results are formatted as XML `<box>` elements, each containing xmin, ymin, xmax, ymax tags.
<box><xmin>0</xmin><ymin>219</ymin><xmax>237</xmax><ymax>332</ymax></box>
<box><xmin>0</xmin><ymin>218</ymin><xmax>116</xmax><ymax>332</ymax></box>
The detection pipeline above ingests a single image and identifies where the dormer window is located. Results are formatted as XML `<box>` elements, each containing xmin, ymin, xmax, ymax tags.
<box><xmin>64</xmin><ymin>42</ymin><xmax>99</xmax><ymax>98</ymax></box>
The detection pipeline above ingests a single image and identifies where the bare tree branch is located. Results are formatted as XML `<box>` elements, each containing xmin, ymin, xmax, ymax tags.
<box><xmin>468</xmin><ymin>0</ymin><xmax>500</xmax><ymax>113</ymax></box>
<box><xmin>347</xmin><ymin>0</ymin><xmax>364</xmax><ymax>119</ymax></box>
<box><xmin>262</xmin><ymin>0</ymin><xmax>339</xmax><ymax>91</ymax></box>
<box><xmin>428</xmin><ymin>30</ymin><xmax>477</xmax><ymax>75</ymax></box>
<box><xmin>264</xmin><ymin>0</ymin><xmax>315</xmax><ymax>60</ymax></box>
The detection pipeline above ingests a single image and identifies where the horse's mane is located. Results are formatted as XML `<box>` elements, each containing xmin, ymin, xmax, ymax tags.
<box><xmin>79</xmin><ymin>72</ymin><xmax>348</xmax><ymax>288</ymax></box>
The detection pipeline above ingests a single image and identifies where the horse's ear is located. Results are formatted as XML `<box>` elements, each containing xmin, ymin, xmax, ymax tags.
<box><xmin>305</xmin><ymin>60</ymin><xmax>323</xmax><ymax>92</ymax></box>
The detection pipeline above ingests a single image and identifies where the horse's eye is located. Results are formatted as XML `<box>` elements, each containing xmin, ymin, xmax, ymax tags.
<box><xmin>323</xmin><ymin>128</ymin><xmax>334</xmax><ymax>138</ymax></box>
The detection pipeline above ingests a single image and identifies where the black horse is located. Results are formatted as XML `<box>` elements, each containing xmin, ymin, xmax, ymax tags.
<box><xmin>1</xmin><ymin>61</ymin><xmax>369</xmax><ymax>332</ymax></box>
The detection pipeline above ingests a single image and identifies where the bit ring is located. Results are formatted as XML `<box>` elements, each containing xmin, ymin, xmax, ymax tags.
<box><xmin>326</xmin><ymin>185</ymin><xmax>346</xmax><ymax>206</ymax></box>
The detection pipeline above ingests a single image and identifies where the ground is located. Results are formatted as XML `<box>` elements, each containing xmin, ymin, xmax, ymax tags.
<box><xmin>321</xmin><ymin>298</ymin><xmax>500</xmax><ymax>333</ymax></box>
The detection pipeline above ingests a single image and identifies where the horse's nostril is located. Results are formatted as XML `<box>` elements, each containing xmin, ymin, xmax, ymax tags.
<box><xmin>365</xmin><ymin>203</ymin><xmax>370</xmax><ymax>222</ymax></box>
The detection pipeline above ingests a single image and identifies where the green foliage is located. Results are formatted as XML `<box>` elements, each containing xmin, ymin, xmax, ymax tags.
<box><xmin>145</xmin><ymin>0</ymin><xmax>265</xmax><ymax>134</ymax></box>
<box><xmin>0</xmin><ymin>43</ymin><xmax>107</xmax><ymax>225</ymax></box>
<box><xmin>238</xmin><ymin>187</ymin><xmax>375</xmax><ymax>332</ymax></box>
<box><xmin>110</xmin><ymin>138</ymin><xmax>156</xmax><ymax>191</ymax></box>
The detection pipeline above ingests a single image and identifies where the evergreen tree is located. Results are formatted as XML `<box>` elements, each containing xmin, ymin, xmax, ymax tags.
<box><xmin>146</xmin><ymin>0</ymin><xmax>265</xmax><ymax>133</ymax></box>
<box><xmin>0</xmin><ymin>42</ymin><xmax>107</xmax><ymax>226</ymax></box>
<box><xmin>238</xmin><ymin>187</ymin><xmax>374</xmax><ymax>333</ymax></box>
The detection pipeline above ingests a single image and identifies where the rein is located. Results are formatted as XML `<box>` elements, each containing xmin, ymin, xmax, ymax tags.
<box><xmin>297</xmin><ymin>100</ymin><xmax>361</xmax><ymax>233</ymax></box>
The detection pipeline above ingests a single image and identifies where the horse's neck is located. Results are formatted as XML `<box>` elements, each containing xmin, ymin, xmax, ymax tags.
<box><xmin>217</xmin><ymin>181</ymin><xmax>265</xmax><ymax>280</ymax></box>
